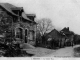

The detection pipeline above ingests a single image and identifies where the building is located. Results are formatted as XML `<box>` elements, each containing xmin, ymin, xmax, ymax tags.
<box><xmin>45</xmin><ymin>27</ymin><xmax>74</xmax><ymax>48</ymax></box>
<box><xmin>60</xmin><ymin>27</ymin><xmax>74</xmax><ymax>46</ymax></box>
<box><xmin>0</xmin><ymin>3</ymin><xmax>37</xmax><ymax>45</ymax></box>
<box><xmin>45</xmin><ymin>29</ymin><xmax>63</xmax><ymax>48</ymax></box>
<box><xmin>45</xmin><ymin>29</ymin><xmax>62</xmax><ymax>40</ymax></box>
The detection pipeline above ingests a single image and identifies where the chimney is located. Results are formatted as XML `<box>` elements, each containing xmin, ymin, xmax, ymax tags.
<box><xmin>67</xmin><ymin>27</ymin><xmax>69</xmax><ymax>31</ymax></box>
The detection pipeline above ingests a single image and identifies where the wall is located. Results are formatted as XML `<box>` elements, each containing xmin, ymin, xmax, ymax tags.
<box><xmin>13</xmin><ymin>20</ymin><xmax>36</xmax><ymax>45</ymax></box>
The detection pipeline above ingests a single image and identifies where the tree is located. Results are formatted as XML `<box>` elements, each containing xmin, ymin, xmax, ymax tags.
<box><xmin>36</xmin><ymin>18</ymin><xmax>54</xmax><ymax>46</ymax></box>
<box><xmin>36</xmin><ymin>18</ymin><xmax>54</xmax><ymax>36</ymax></box>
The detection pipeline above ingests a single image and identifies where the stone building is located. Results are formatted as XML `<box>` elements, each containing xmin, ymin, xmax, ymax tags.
<box><xmin>0</xmin><ymin>3</ymin><xmax>36</xmax><ymax>45</ymax></box>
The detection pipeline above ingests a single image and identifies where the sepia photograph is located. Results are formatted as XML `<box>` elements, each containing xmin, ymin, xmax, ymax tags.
<box><xmin>0</xmin><ymin>0</ymin><xmax>80</xmax><ymax>58</ymax></box>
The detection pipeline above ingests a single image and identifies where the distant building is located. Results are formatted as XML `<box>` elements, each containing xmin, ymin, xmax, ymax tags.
<box><xmin>45</xmin><ymin>27</ymin><xmax>74</xmax><ymax>47</ymax></box>
<box><xmin>0</xmin><ymin>3</ymin><xmax>37</xmax><ymax>45</ymax></box>
<box><xmin>60</xmin><ymin>27</ymin><xmax>74</xmax><ymax>40</ymax></box>
<box><xmin>60</xmin><ymin>27</ymin><xmax>74</xmax><ymax>46</ymax></box>
<box><xmin>44</xmin><ymin>29</ymin><xmax>63</xmax><ymax>47</ymax></box>
<box><xmin>45</xmin><ymin>29</ymin><xmax>62</xmax><ymax>41</ymax></box>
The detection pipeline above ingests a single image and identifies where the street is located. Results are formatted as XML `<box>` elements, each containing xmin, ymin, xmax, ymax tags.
<box><xmin>24</xmin><ymin>45</ymin><xmax>80</xmax><ymax>57</ymax></box>
<box><xmin>45</xmin><ymin>47</ymin><xmax>74</xmax><ymax>57</ymax></box>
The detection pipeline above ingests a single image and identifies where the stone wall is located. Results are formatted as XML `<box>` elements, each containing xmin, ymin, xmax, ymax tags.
<box><xmin>12</xmin><ymin>21</ymin><xmax>36</xmax><ymax>45</ymax></box>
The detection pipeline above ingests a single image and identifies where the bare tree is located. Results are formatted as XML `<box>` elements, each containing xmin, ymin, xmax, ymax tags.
<box><xmin>35</xmin><ymin>18</ymin><xmax>54</xmax><ymax>46</ymax></box>
<box><xmin>36</xmin><ymin>18</ymin><xmax>54</xmax><ymax>36</ymax></box>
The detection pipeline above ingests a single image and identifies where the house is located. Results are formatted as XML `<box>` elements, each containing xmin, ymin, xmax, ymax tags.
<box><xmin>45</xmin><ymin>29</ymin><xmax>62</xmax><ymax>40</ymax></box>
<box><xmin>45</xmin><ymin>27</ymin><xmax>74</xmax><ymax>48</ymax></box>
<box><xmin>45</xmin><ymin>29</ymin><xmax>64</xmax><ymax>48</ymax></box>
<box><xmin>0</xmin><ymin>3</ymin><xmax>37</xmax><ymax>45</ymax></box>
<box><xmin>60</xmin><ymin>27</ymin><xmax>74</xmax><ymax>46</ymax></box>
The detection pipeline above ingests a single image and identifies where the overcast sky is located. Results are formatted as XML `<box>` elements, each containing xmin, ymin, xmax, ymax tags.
<box><xmin>0</xmin><ymin>0</ymin><xmax>80</xmax><ymax>34</ymax></box>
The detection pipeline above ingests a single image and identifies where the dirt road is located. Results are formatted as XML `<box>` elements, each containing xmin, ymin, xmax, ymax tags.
<box><xmin>25</xmin><ymin>45</ymin><xmax>80</xmax><ymax>57</ymax></box>
<box><xmin>25</xmin><ymin>47</ymin><xmax>55</xmax><ymax>57</ymax></box>
<box><xmin>45</xmin><ymin>47</ymin><xmax>74</xmax><ymax>57</ymax></box>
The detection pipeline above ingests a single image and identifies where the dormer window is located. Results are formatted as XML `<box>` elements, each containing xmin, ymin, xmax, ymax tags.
<box><xmin>12</xmin><ymin>10</ymin><xmax>19</xmax><ymax>15</ymax></box>
<box><xmin>12</xmin><ymin>7</ymin><xmax>23</xmax><ymax>16</ymax></box>
<box><xmin>26</xmin><ymin>14</ymin><xmax>36</xmax><ymax>21</ymax></box>
<box><xmin>12</xmin><ymin>10</ymin><xmax>21</xmax><ymax>16</ymax></box>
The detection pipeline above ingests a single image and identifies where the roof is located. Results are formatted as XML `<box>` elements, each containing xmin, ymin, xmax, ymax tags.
<box><xmin>0</xmin><ymin>3</ymin><xmax>36</xmax><ymax>23</ymax></box>
<box><xmin>0</xmin><ymin>3</ymin><xmax>23</xmax><ymax>16</ymax></box>
<box><xmin>60</xmin><ymin>27</ymin><xmax>72</xmax><ymax>35</ymax></box>
<box><xmin>26</xmin><ymin>14</ymin><xmax>36</xmax><ymax>18</ymax></box>
<box><xmin>22</xmin><ymin>12</ymin><xmax>31</xmax><ymax>20</ymax></box>
<box><xmin>45</xmin><ymin>29</ymin><xmax>63</xmax><ymax>40</ymax></box>
<box><xmin>22</xmin><ymin>12</ymin><xmax>36</xmax><ymax>23</ymax></box>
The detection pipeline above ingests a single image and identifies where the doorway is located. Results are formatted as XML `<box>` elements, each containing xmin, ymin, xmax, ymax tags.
<box><xmin>25</xmin><ymin>29</ymin><xmax>28</xmax><ymax>43</ymax></box>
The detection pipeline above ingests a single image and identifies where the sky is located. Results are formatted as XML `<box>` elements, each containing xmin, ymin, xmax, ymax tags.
<box><xmin>0</xmin><ymin>0</ymin><xmax>80</xmax><ymax>34</ymax></box>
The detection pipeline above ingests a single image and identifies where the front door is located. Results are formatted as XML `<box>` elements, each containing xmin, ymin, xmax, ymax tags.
<box><xmin>25</xmin><ymin>29</ymin><xmax>27</xmax><ymax>43</ymax></box>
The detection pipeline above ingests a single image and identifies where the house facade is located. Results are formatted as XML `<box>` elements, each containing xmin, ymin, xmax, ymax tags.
<box><xmin>0</xmin><ymin>3</ymin><xmax>36</xmax><ymax>45</ymax></box>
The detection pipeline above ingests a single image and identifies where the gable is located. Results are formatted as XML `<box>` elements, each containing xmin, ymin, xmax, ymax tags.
<box><xmin>0</xmin><ymin>3</ymin><xmax>18</xmax><ymax>16</ymax></box>
<box><xmin>45</xmin><ymin>29</ymin><xmax>62</xmax><ymax>40</ymax></box>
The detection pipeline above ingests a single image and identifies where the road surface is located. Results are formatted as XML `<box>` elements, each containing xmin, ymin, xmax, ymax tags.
<box><xmin>45</xmin><ymin>47</ymin><xmax>74</xmax><ymax>57</ymax></box>
<box><xmin>25</xmin><ymin>45</ymin><xmax>80</xmax><ymax>57</ymax></box>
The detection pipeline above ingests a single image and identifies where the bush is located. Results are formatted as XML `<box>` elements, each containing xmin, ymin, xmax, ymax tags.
<box><xmin>74</xmin><ymin>47</ymin><xmax>80</xmax><ymax>57</ymax></box>
<box><xmin>2</xmin><ymin>43</ymin><xmax>34</xmax><ymax>57</ymax></box>
<box><xmin>3</xmin><ymin>43</ymin><xmax>21</xmax><ymax>57</ymax></box>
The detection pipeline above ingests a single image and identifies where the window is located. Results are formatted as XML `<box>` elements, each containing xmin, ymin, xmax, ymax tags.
<box><xmin>29</xmin><ymin>31</ymin><xmax>34</xmax><ymax>40</ymax></box>
<box><xmin>16</xmin><ymin>28</ymin><xmax>23</xmax><ymax>39</ymax></box>
<box><xmin>25</xmin><ymin>29</ymin><xmax>27</xmax><ymax>36</ymax></box>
